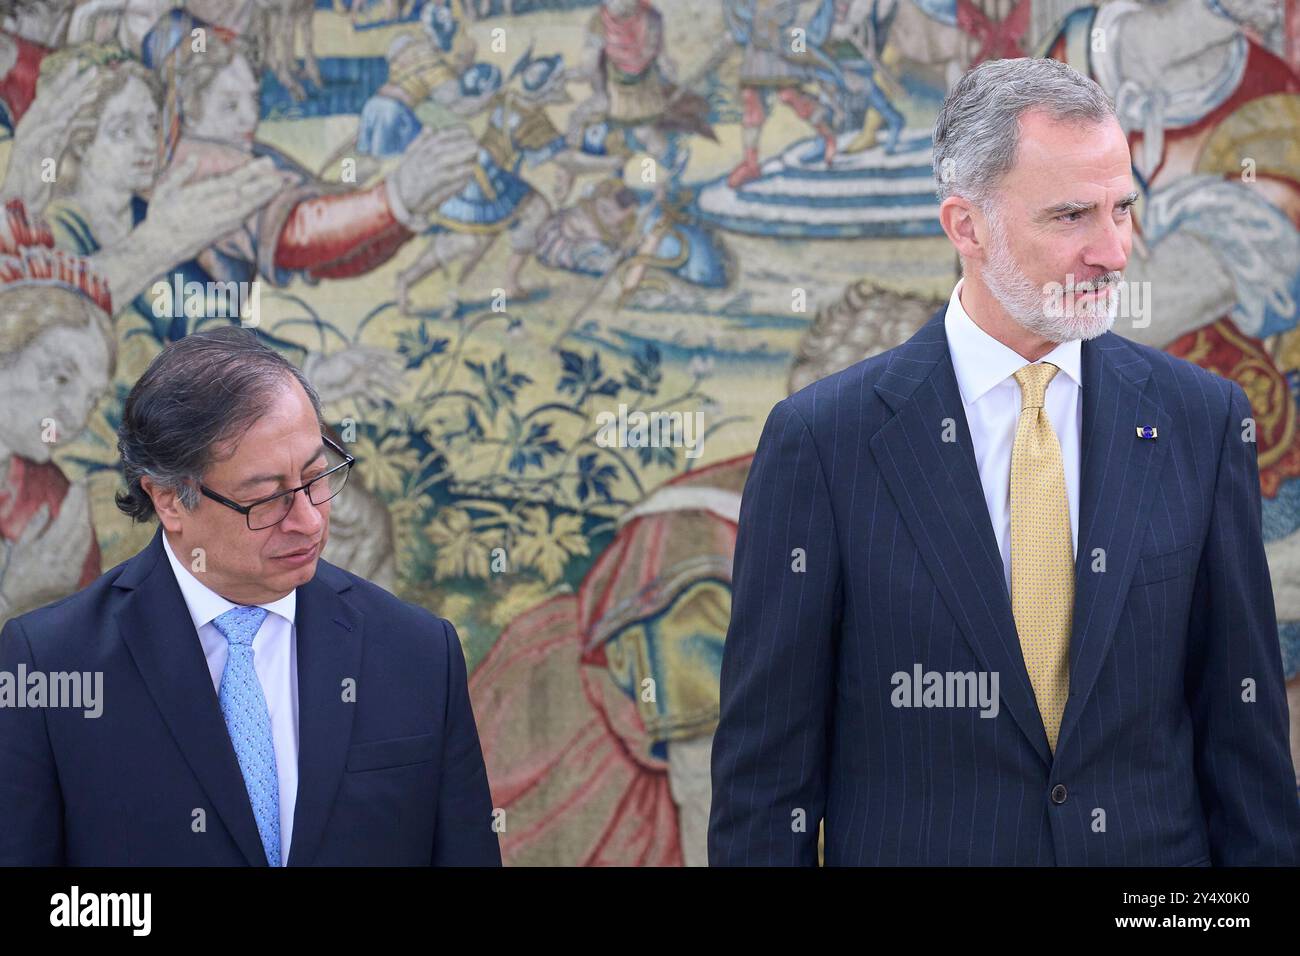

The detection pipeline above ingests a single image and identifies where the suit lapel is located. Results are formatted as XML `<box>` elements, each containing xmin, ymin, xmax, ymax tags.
<box><xmin>1055</xmin><ymin>333</ymin><xmax>1170</xmax><ymax>755</ymax></box>
<box><xmin>868</xmin><ymin>313</ymin><xmax>1172</xmax><ymax>766</ymax></box>
<box><xmin>870</xmin><ymin>310</ymin><xmax>1054</xmax><ymax>768</ymax></box>
<box><xmin>285</xmin><ymin>562</ymin><xmax>362</xmax><ymax>866</ymax></box>
<box><xmin>115</xmin><ymin>530</ymin><xmax>269</xmax><ymax>866</ymax></box>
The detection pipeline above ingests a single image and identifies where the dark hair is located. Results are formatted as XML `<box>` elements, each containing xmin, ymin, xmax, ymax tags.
<box><xmin>116</xmin><ymin>327</ymin><xmax>324</xmax><ymax>522</ymax></box>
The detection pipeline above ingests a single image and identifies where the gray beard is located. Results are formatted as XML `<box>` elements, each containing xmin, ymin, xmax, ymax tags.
<box><xmin>981</xmin><ymin>220</ymin><xmax>1119</xmax><ymax>343</ymax></box>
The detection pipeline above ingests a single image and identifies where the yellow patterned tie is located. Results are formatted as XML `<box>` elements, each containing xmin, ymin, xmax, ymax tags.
<box><xmin>1010</xmin><ymin>362</ymin><xmax>1074</xmax><ymax>754</ymax></box>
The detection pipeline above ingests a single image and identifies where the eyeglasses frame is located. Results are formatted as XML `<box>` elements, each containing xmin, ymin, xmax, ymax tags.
<box><xmin>196</xmin><ymin>433</ymin><xmax>355</xmax><ymax>530</ymax></box>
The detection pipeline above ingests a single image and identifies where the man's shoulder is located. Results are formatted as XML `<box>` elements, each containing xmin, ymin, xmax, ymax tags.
<box><xmin>790</xmin><ymin>344</ymin><xmax>899</xmax><ymax>401</ymax></box>
<box><xmin>3</xmin><ymin>550</ymin><xmax>141</xmax><ymax>653</ymax></box>
<box><xmin>316</xmin><ymin>560</ymin><xmax>459</xmax><ymax>652</ymax></box>
<box><xmin>1103</xmin><ymin>330</ymin><xmax>1239</xmax><ymax>413</ymax></box>
<box><xmin>780</xmin><ymin>335</ymin><xmax>926</xmax><ymax>433</ymax></box>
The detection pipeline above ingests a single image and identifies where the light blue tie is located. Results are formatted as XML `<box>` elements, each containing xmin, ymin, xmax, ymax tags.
<box><xmin>212</xmin><ymin>605</ymin><xmax>280</xmax><ymax>867</ymax></box>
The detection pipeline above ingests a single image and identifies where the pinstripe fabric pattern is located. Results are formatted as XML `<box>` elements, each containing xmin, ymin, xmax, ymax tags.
<box><xmin>1010</xmin><ymin>363</ymin><xmax>1073</xmax><ymax>755</ymax></box>
<box><xmin>708</xmin><ymin>308</ymin><xmax>1300</xmax><ymax>866</ymax></box>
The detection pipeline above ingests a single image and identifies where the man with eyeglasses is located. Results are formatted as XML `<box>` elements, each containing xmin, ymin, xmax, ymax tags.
<box><xmin>0</xmin><ymin>326</ymin><xmax>501</xmax><ymax>866</ymax></box>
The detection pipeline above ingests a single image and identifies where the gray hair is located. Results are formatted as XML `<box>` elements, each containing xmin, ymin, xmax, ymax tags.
<box><xmin>116</xmin><ymin>326</ymin><xmax>324</xmax><ymax>522</ymax></box>
<box><xmin>931</xmin><ymin>58</ymin><xmax>1115</xmax><ymax>210</ymax></box>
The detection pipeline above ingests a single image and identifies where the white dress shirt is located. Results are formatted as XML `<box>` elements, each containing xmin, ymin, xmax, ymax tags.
<box><xmin>942</xmin><ymin>279</ymin><xmax>1082</xmax><ymax>595</ymax></box>
<box><xmin>161</xmin><ymin>532</ymin><xmax>299</xmax><ymax>864</ymax></box>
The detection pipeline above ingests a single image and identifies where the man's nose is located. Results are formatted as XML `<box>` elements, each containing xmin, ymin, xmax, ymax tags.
<box><xmin>279</xmin><ymin>486</ymin><xmax>324</xmax><ymax>536</ymax></box>
<box><xmin>1086</xmin><ymin>215</ymin><xmax>1130</xmax><ymax>274</ymax></box>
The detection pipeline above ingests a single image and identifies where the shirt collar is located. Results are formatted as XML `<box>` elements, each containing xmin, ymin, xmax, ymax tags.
<box><xmin>943</xmin><ymin>277</ymin><xmax>1083</xmax><ymax>405</ymax></box>
<box><xmin>161</xmin><ymin>531</ymin><xmax>296</xmax><ymax>631</ymax></box>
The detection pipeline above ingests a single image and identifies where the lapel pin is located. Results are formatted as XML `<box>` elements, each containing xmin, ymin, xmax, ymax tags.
<box><xmin>1136</xmin><ymin>426</ymin><xmax>1158</xmax><ymax>439</ymax></box>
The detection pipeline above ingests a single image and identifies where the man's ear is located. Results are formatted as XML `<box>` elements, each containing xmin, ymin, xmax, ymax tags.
<box><xmin>939</xmin><ymin>195</ymin><xmax>989</xmax><ymax>263</ymax></box>
<box><xmin>141</xmin><ymin>476</ymin><xmax>189</xmax><ymax>534</ymax></box>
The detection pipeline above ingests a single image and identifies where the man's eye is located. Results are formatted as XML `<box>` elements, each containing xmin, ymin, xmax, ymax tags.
<box><xmin>1058</xmin><ymin>212</ymin><xmax>1082</xmax><ymax>223</ymax></box>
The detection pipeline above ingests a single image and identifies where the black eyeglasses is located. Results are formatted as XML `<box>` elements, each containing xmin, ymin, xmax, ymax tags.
<box><xmin>198</xmin><ymin>434</ymin><xmax>355</xmax><ymax>531</ymax></box>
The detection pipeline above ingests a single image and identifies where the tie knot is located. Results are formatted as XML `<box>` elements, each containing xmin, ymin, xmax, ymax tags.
<box><xmin>212</xmin><ymin>605</ymin><xmax>269</xmax><ymax>647</ymax></box>
<box><xmin>1013</xmin><ymin>362</ymin><xmax>1060</xmax><ymax>410</ymax></box>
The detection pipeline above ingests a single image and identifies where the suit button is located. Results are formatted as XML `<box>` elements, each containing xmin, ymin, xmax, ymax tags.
<box><xmin>1050</xmin><ymin>784</ymin><xmax>1068</xmax><ymax>804</ymax></box>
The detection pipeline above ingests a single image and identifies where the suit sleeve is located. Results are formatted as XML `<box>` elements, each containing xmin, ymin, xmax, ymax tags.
<box><xmin>1185</xmin><ymin>382</ymin><xmax>1300</xmax><ymax>865</ymax></box>
<box><xmin>0</xmin><ymin>617</ymin><xmax>65</xmax><ymax>865</ymax></box>
<box><xmin>708</xmin><ymin>397</ymin><xmax>841</xmax><ymax>866</ymax></box>
<box><xmin>431</xmin><ymin>619</ymin><xmax>502</xmax><ymax>866</ymax></box>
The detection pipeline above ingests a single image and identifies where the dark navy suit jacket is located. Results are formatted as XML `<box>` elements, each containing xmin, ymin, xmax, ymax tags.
<box><xmin>0</xmin><ymin>529</ymin><xmax>501</xmax><ymax>866</ymax></box>
<box><xmin>709</xmin><ymin>309</ymin><xmax>1300</xmax><ymax>866</ymax></box>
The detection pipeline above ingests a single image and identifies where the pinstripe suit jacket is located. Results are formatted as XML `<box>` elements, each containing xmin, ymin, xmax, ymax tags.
<box><xmin>708</xmin><ymin>308</ymin><xmax>1300</xmax><ymax>866</ymax></box>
